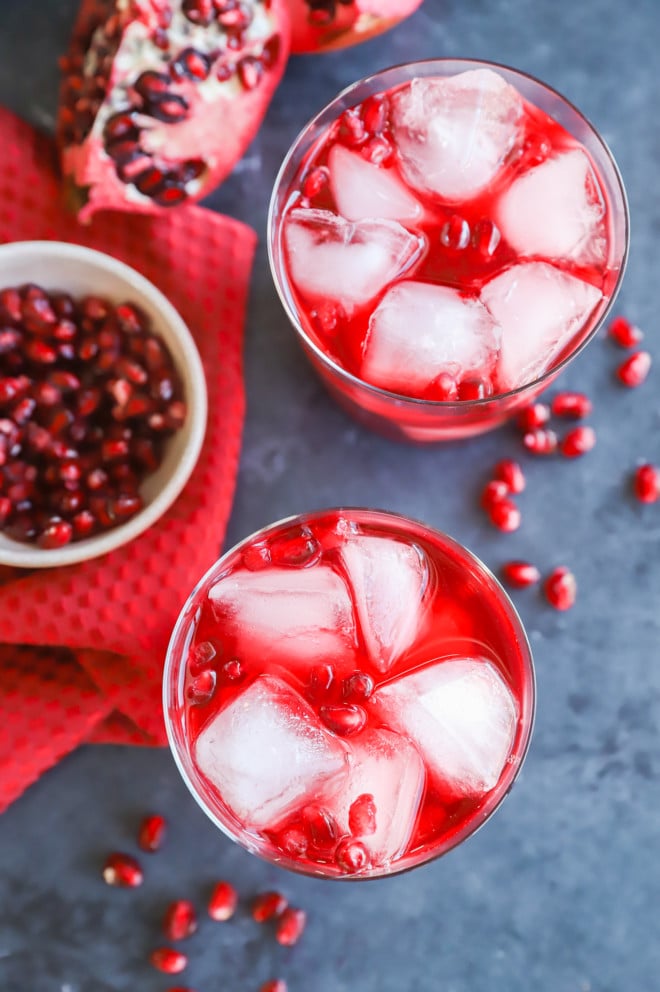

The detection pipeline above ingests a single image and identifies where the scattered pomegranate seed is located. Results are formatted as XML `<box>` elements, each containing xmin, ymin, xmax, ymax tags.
<box><xmin>102</xmin><ymin>852</ymin><xmax>143</xmax><ymax>887</ymax></box>
<box><xmin>275</xmin><ymin>907</ymin><xmax>307</xmax><ymax>947</ymax></box>
<box><xmin>163</xmin><ymin>899</ymin><xmax>198</xmax><ymax>941</ymax></box>
<box><xmin>208</xmin><ymin>880</ymin><xmax>238</xmax><ymax>921</ymax></box>
<box><xmin>138</xmin><ymin>813</ymin><xmax>167</xmax><ymax>852</ymax></box>
<box><xmin>560</xmin><ymin>425</ymin><xmax>596</xmax><ymax>458</ymax></box>
<box><xmin>633</xmin><ymin>463</ymin><xmax>660</xmax><ymax>503</ymax></box>
<box><xmin>150</xmin><ymin>947</ymin><xmax>188</xmax><ymax>975</ymax></box>
<box><xmin>551</xmin><ymin>391</ymin><xmax>593</xmax><ymax>419</ymax></box>
<box><xmin>487</xmin><ymin>498</ymin><xmax>521</xmax><ymax>532</ymax></box>
<box><xmin>260</xmin><ymin>981</ymin><xmax>287</xmax><ymax>992</ymax></box>
<box><xmin>493</xmin><ymin>458</ymin><xmax>526</xmax><ymax>493</ymax></box>
<box><xmin>501</xmin><ymin>561</ymin><xmax>541</xmax><ymax>588</ymax></box>
<box><xmin>480</xmin><ymin>478</ymin><xmax>510</xmax><ymax>509</ymax></box>
<box><xmin>616</xmin><ymin>350</ymin><xmax>651</xmax><ymax>387</ymax></box>
<box><xmin>523</xmin><ymin>427</ymin><xmax>558</xmax><ymax>455</ymax></box>
<box><xmin>608</xmin><ymin>315</ymin><xmax>643</xmax><ymax>348</ymax></box>
<box><xmin>516</xmin><ymin>402</ymin><xmax>550</xmax><ymax>432</ymax></box>
<box><xmin>544</xmin><ymin>567</ymin><xmax>577</xmax><ymax>611</ymax></box>
<box><xmin>251</xmin><ymin>890</ymin><xmax>288</xmax><ymax>923</ymax></box>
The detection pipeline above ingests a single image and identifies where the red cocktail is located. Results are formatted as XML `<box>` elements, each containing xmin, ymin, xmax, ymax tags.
<box><xmin>164</xmin><ymin>509</ymin><xmax>535</xmax><ymax>878</ymax></box>
<box><xmin>268</xmin><ymin>60</ymin><xmax>628</xmax><ymax>441</ymax></box>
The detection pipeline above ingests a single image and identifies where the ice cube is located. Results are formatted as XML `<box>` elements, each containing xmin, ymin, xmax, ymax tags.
<box><xmin>361</xmin><ymin>280</ymin><xmax>501</xmax><ymax>394</ymax></box>
<box><xmin>480</xmin><ymin>261</ymin><xmax>602</xmax><ymax>391</ymax></box>
<box><xmin>391</xmin><ymin>69</ymin><xmax>523</xmax><ymax>201</ymax></box>
<box><xmin>283</xmin><ymin>208</ymin><xmax>423</xmax><ymax>311</ymax></box>
<box><xmin>328</xmin><ymin>144</ymin><xmax>423</xmax><ymax>224</ymax></box>
<box><xmin>372</xmin><ymin>658</ymin><xmax>518</xmax><ymax>795</ymax></box>
<box><xmin>195</xmin><ymin>676</ymin><xmax>349</xmax><ymax>829</ymax></box>
<box><xmin>208</xmin><ymin>564</ymin><xmax>355</xmax><ymax>669</ymax></box>
<box><xmin>321</xmin><ymin>728</ymin><xmax>425</xmax><ymax>867</ymax></box>
<box><xmin>496</xmin><ymin>149</ymin><xmax>607</xmax><ymax>263</ymax></box>
<box><xmin>340</xmin><ymin>532</ymin><xmax>430</xmax><ymax>672</ymax></box>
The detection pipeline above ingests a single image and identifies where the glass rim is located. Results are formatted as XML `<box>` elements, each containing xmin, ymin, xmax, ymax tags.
<box><xmin>267</xmin><ymin>56</ymin><xmax>630</xmax><ymax>412</ymax></box>
<box><xmin>162</xmin><ymin>505</ymin><xmax>537</xmax><ymax>880</ymax></box>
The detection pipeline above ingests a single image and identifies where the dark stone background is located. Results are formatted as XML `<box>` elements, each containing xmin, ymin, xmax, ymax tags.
<box><xmin>0</xmin><ymin>2</ymin><xmax>658</xmax><ymax>990</ymax></box>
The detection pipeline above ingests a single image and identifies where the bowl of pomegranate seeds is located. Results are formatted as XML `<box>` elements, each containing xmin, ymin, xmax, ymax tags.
<box><xmin>0</xmin><ymin>241</ymin><xmax>207</xmax><ymax>567</ymax></box>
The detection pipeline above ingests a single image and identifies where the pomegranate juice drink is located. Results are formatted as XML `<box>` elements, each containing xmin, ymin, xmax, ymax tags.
<box><xmin>164</xmin><ymin>509</ymin><xmax>535</xmax><ymax>878</ymax></box>
<box><xmin>268</xmin><ymin>60</ymin><xmax>628</xmax><ymax>441</ymax></box>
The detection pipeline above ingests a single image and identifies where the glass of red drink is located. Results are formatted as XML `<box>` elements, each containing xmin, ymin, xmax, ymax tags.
<box><xmin>268</xmin><ymin>59</ymin><xmax>629</xmax><ymax>442</ymax></box>
<box><xmin>163</xmin><ymin>508</ymin><xmax>535</xmax><ymax>879</ymax></box>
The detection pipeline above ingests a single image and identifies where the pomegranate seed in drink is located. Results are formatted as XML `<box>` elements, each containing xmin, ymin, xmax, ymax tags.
<box><xmin>208</xmin><ymin>881</ymin><xmax>238</xmax><ymax>921</ymax></box>
<box><xmin>516</xmin><ymin>403</ymin><xmax>551</xmax><ymax>433</ymax></box>
<box><xmin>163</xmin><ymin>899</ymin><xmax>198</xmax><ymax>941</ymax></box>
<box><xmin>348</xmin><ymin>793</ymin><xmax>377</xmax><ymax>836</ymax></box>
<box><xmin>342</xmin><ymin>671</ymin><xmax>374</xmax><ymax>702</ymax></box>
<box><xmin>102</xmin><ymin>852</ymin><xmax>143</xmax><ymax>887</ymax></box>
<box><xmin>560</xmin><ymin>425</ymin><xmax>596</xmax><ymax>458</ymax></box>
<box><xmin>523</xmin><ymin>428</ymin><xmax>558</xmax><ymax>455</ymax></box>
<box><xmin>608</xmin><ymin>315</ymin><xmax>643</xmax><ymax>348</ymax></box>
<box><xmin>501</xmin><ymin>561</ymin><xmax>541</xmax><ymax>588</ymax></box>
<box><xmin>150</xmin><ymin>947</ymin><xmax>188</xmax><ymax>974</ymax></box>
<box><xmin>493</xmin><ymin>459</ymin><xmax>525</xmax><ymax>493</ymax></box>
<box><xmin>551</xmin><ymin>391</ymin><xmax>593</xmax><ymax>419</ymax></box>
<box><xmin>633</xmin><ymin>463</ymin><xmax>660</xmax><ymax>504</ymax></box>
<box><xmin>487</xmin><ymin>498</ymin><xmax>521</xmax><ymax>532</ymax></box>
<box><xmin>335</xmin><ymin>839</ymin><xmax>370</xmax><ymax>873</ymax></box>
<box><xmin>252</xmin><ymin>890</ymin><xmax>288</xmax><ymax>923</ymax></box>
<box><xmin>137</xmin><ymin>813</ymin><xmax>167</xmax><ymax>852</ymax></box>
<box><xmin>275</xmin><ymin>907</ymin><xmax>307</xmax><ymax>946</ymax></box>
<box><xmin>616</xmin><ymin>351</ymin><xmax>651</xmax><ymax>387</ymax></box>
<box><xmin>319</xmin><ymin>703</ymin><xmax>367</xmax><ymax>736</ymax></box>
<box><xmin>544</xmin><ymin>567</ymin><xmax>577</xmax><ymax>611</ymax></box>
<box><xmin>480</xmin><ymin>479</ymin><xmax>510</xmax><ymax>509</ymax></box>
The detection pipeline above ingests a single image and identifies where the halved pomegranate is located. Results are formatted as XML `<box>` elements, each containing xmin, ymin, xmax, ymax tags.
<box><xmin>287</xmin><ymin>0</ymin><xmax>423</xmax><ymax>54</ymax></box>
<box><xmin>57</xmin><ymin>0</ymin><xmax>289</xmax><ymax>220</ymax></box>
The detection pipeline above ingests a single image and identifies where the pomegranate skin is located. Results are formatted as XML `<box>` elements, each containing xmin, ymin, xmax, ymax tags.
<box><xmin>57</xmin><ymin>0</ymin><xmax>290</xmax><ymax>221</ymax></box>
<box><xmin>287</xmin><ymin>0</ymin><xmax>423</xmax><ymax>54</ymax></box>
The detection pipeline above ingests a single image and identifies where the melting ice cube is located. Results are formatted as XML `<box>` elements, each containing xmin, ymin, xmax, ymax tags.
<box><xmin>195</xmin><ymin>676</ymin><xmax>349</xmax><ymax>829</ymax></box>
<box><xmin>328</xmin><ymin>144</ymin><xmax>423</xmax><ymax>224</ymax></box>
<box><xmin>496</xmin><ymin>149</ymin><xmax>607</xmax><ymax>263</ymax></box>
<box><xmin>208</xmin><ymin>564</ymin><xmax>355</xmax><ymax>669</ymax></box>
<box><xmin>480</xmin><ymin>261</ymin><xmax>602</xmax><ymax>391</ymax></box>
<box><xmin>340</xmin><ymin>532</ymin><xmax>430</xmax><ymax>672</ymax></box>
<box><xmin>321</xmin><ymin>728</ymin><xmax>425</xmax><ymax>867</ymax></box>
<box><xmin>391</xmin><ymin>69</ymin><xmax>523</xmax><ymax>201</ymax></box>
<box><xmin>372</xmin><ymin>658</ymin><xmax>518</xmax><ymax>795</ymax></box>
<box><xmin>361</xmin><ymin>280</ymin><xmax>501</xmax><ymax>394</ymax></box>
<box><xmin>283</xmin><ymin>208</ymin><xmax>423</xmax><ymax>311</ymax></box>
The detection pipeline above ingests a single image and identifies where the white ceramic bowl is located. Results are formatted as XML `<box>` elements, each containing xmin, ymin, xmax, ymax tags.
<box><xmin>0</xmin><ymin>241</ymin><xmax>207</xmax><ymax>568</ymax></box>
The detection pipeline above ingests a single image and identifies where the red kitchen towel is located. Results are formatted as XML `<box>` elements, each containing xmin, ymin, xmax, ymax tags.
<box><xmin>0</xmin><ymin>107</ymin><xmax>257</xmax><ymax>812</ymax></box>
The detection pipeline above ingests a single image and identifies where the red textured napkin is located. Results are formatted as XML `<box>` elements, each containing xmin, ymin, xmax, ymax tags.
<box><xmin>0</xmin><ymin>108</ymin><xmax>257</xmax><ymax>812</ymax></box>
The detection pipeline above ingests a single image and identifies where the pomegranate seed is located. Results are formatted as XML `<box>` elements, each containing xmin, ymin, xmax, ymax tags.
<box><xmin>472</xmin><ymin>218</ymin><xmax>501</xmax><ymax>257</ymax></box>
<box><xmin>138</xmin><ymin>813</ymin><xmax>167</xmax><ymax>852</ymax></box>
<box><xmin>616</xmin><ymin>350</ymin><xmax>651</xmax><ymax>387</ymax></box>
<box><xmin>633</xmin><ymin>463</ymin><xmax>660</xmax><ymax>503</ymax></box>
<box><xmin>501</xmin><ymin>561</ymin><xmax>541</xmax><ymax>588</ymax></box>
<box><xmin>163</xmin><ymin>899</ymin><xmax>198</xmax><ymax>941</ymax></box>
<box><xmin>551</xmin><ymin>391</ymin><xmax>592</xmax><ymax>419</ymax></box>
<box><xmin>608</xmin><ymin>315</ymin><xmax>643</xmax><ymax>348</ymax></box>
<box><xmin>342</xmin><ymin>671</ymin><xmax>374</xmax><ymax>702</ymax></box>
<box><xmin>275</xmin><ymin>907</ymin><xmax>307</xmax><ymax>947</ymax></box>
<box><xmin>150</xmin><ymin>947</ymin><xmax>188</xmax><ymax>975</ymax></box>
<box><xmin>560</xmin><ymin>425</ymin><xmax>596</xmax><ymax>458</ymax></box>
<box><xmin>302</xmin><ymin>806</ymin><xmax>338</xmax><ymax>849</ymax></box>
<box><xmin>523</xmin><ymin>428</ymin><xmax>558</xmax><ymax>455</ymax></box>
<box><xmin>189</xmin><ymin>639</ymin><xmax>217</xmax><ymax>675</ymax></box>
<box><xmin>38</xmin><ymin>519</ymin><xmax>73</xmax><ymax>549</ymax></box>
<box><xmin>260</xmin><ymin>981</ymin><xmax>287</xmax><ymax>992</ymax></box>
<box><xmin>187</xmin><ymin>669</ymin><xmax>216</xmax><ymax>704</ymax></box>
<box><xmin>319</xmin><ymin>703</ymin><xmax>367</xmax><ymax>737</ymax></box>
<box><xmin>493</xmin><ymin>459</ymin><xmax>525</xmax><ymax>494</ymax></box>
<box><xmin>516</xmin><ymin>402</ymin><xmax>551</xmax><ymax>432</ymax></box>
<box><xmin>279</xmin><ymin>828</ymin><xmax>308</xmax><ymax>857</ymax></box>
<box><xmin>102</xmin><ymin>852</ymin><xmax>143</xmax><ymax>887</ymax></box>
<box><xmin>0</xmin><ymin>497</ymin><xmax>12</xmax><ymax>523</ymax></box>
<box><xmin>335</xmin><ymin>839</ymin><xmax>370</xmax><ymax>874</ymax></box>
<box><xmin>269</xmin><ymin>527</ymin><xmax>321</xmax><ymax>566</ymax></box>
<box><xmin>361</xmin><ymin>93</ymin><xmax>387</xmax><ymax>133</ymax></box>
<box><xmin>480</xmin><ymin>479</ymin><xmax>510</xmax><ymax>509</ymax></box>
<box><xmin>302</xmin><ymin>166</ymin><xmax>329</xmax><ymax>199</ymax></box>
<box><xmin>202</xmin><ymin>880</ymin><xmax>238</xmax><ymax>924</ymax></box>
<box><xmin>222</xmin><ymin>658</ymin><xmax>243</xmax><ymax>680</ymax></box>
<box><xmin>252</xmin><ymin>890</ymin><xmax>288</xmax><ymax>923</ymax></box>
<box><xmin>458</xmin><ymin>377</ymin><xmax>491</xmax><ymax>401</ymax></box>
<box><xmin>348</xmin><ymin>793</ymin><xmax>377</xmax><ymax>836</ymax></box>
<box><xmin>440</xmin><ymin>214</ymin><xmax>471</xmax><ymax>250</ymax></box>
<box><xmin>363</xmin><ymin>135</ymin><xmax>393</xmax><ymax>165</ymax></box>
<box><xmin>307</xmin><ymin>663</ymin><xmax>334</xmax><ymax>701</ymax></box>
<box><xmin>544</xmin><ymin>566</ymin><xmax>577</xmax><ymax>611</ymax></box>
<box><xmin>487</xmin><ymin>498</ymin><xmax>521</xmax><ymax>533</ymax></box>
<box><xmin>237</xmin><ymin>56</ymin><xmax>263</xmax><ymax>91</ymax></box>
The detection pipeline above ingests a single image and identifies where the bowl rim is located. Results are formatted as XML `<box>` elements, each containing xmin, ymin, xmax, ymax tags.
<box><xmin>0</xmin><ymin>240</ymin><xmax>208</xmax><ymax>568</ymax></box>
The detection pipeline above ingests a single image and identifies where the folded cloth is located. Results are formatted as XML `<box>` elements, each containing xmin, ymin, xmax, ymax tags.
<box><xmin>0</xmin><ymin>107</ymin><xmax>257</xmax><ymax>812</ymax></box>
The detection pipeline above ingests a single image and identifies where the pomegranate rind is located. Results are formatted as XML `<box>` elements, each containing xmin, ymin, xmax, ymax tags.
<box><xmin>287</xmin><ymin>0</ymin><xmax>423</xmax><ymax>54</ymax></box>
<box><xmin>57</xmin><ymin>0</ymin><xmax>290</xmax><ymax>220</ymax></box>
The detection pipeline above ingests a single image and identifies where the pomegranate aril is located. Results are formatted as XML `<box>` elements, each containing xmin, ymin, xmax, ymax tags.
<box><xmin>342</xmin><ymin>671</ymin><xmax>374</xmax><ymax>702</ymax></box>
<box><xmin>348</xmin><ymin>793</ymin><xmax>377</xmax><ymax>836</ymax></box>
<box><xmin>633</xmin><ymin>463</ymin><xmax>660</xmax><ymax>503</ymax></box>
<box><xmin>222</xmin><ymin>658</ymin><xmax>243</xmax><ymax>680</ymax></box>
<box><xmin>458</xmin><ymin>377</ymin><xmax>490</xmax><ymax>401</ymax></box>
<box><xmin>480</xmin><ymin>479</ymin><xmax>510</xmax><ymax>510</ymax></box>
<box><xmin>493</xmin><ymin>459</ymin><xmax>525</xmax><ymax>494</ymax></box>
<box><xmin>252</xmin><ymin>889</ymin><xmax>288</xmax><ymax>923</ymax></box>
<box><xmin>551</xmin><ymin>391</ymin><xmax>592</xmax><ymax>419</ymax></box>
<box><xmin>260</xmin><ymin>981</ymin><xmax>287</xmax><ymax>992</ymax></box>
<box><xmin>302</xmin><ymin>806</ymin><xmax>338</xmax><ymax>849</ymax></box>
<box><xmin>544</xmin><ymin>566</ymin><xmax>577</xmax><ymax>611</ymax></box>
<box><xmin>523</xmin><ymin>428</ymin><xmax>558</xmax><ymax>455</ymax></box>
<box><xmin>335</xmin><ymin>839</ymin><xmax>370</xmax><ymax>874</ymax></box>
<box><xmin>269</xmin><ymin>527</ymin><xmax>321</xmax><ymax>567</ymax></box>
<box><xmin>339</xmin><ymin>109</ymin><xmax>366</xmax><ymax>146</ymax></box>
<box><xmin>138</xmin><ymin>813</ymin><xmax>167</xmax><ymax>852</ymax></box>
<box><xmin>487</xmin><ymin>498</ymin><xmax>521</xmax><ymax>533</ymax></box>
<box><xmin>0</xmin><ymin>497</ymin><xmax>10</xmax><ymax>523</ymax></box>
<box><xmin>72</xmin><ymin>510</ymin><xmax>96</xmax><ymax>537</ymax></box>
<box><xmin>440</xmin><ymin>214</ymin><xmax>471</xmax><ymax>250</ymax></box>
<box><xmin>208</xmin><ymin>881</ymin><xmax>238</xmax><ymax>921</ymax></box>
<box><xmin>190</xmin><ymin>640</ymin><xmax>217</xmax><ymax>676</ymax></box>
<box><xmin>150</xmin><ymin>947</ymin><xmax>188</xmax><ymax>975</ymax></box>
<box><xmin>163</xmin><ymin>900</ymin><xmax>198</xmax><ymax>941</ymax></box>
<box><xmin>472</xmin><ymin>218</ymin><xmax>501</xmax><ymax>257</ymax></box>
<box><xmin>279</xmin><ymin>828</ymin><xmax>308</xmax><ymax>857</ymax></box>
<box><xmin>302</xmin><ymin>166</ymin><xmax>329</xmax><ymax>199</ymax></box>
<box><xmin>501</xmin><ymin>560</ymin><xmax>541</xmax><ymax>588</ymax></box>
<box><xmin>608</xmin><ymin>315</ymin><xmax>643</xmax><ymax>348</ymax></box>
<box><xmin>238</xmin><ymin>56</ymin><xmax>263</xmax><ymax>91</ymax></box>
<box><xmin>616</xmin><ymin>350</ymin><xmax>651</xmax><ymax>387</ymax></box>
<box><xmin>275</xmin><ymin>907</ymin><xmax>307</xmax><ymax>947</ymax></box>
<box><xmin>517</xmin><ymin>402</ymin><xmax>551</xmax><ymax>432</ymax></box>
<box><xmin>38</xmin><ymin>519</ymin><xmax>73</xmax><ymax>549</ymax></box>
<box><xmin>187</xmin><ymin>669</ymin><xmax>217</xmax><ymax>704</ymax></box>
<box><xmin>560</xmin><ymin>425</ymin><xmax>596</xmax><ymax>458</ymax></box>
<box><xmin>319</xmin><ymin>703</ymin><xmax>367</xmax><ymax>737</ymax></box>
<box><xmin>361</xmin><ymin>93</ymin><xmax>388</xmax><ymax>134</ymax></box>
<box><xmin>102</xmin><ymin>852</ymin><xmax>144</xmax><ymax>887</ymax></box>
<box><xmin>171</xmin><ymin>47</ymin><xmax>211</xmax><ymax>81</ymax></box>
